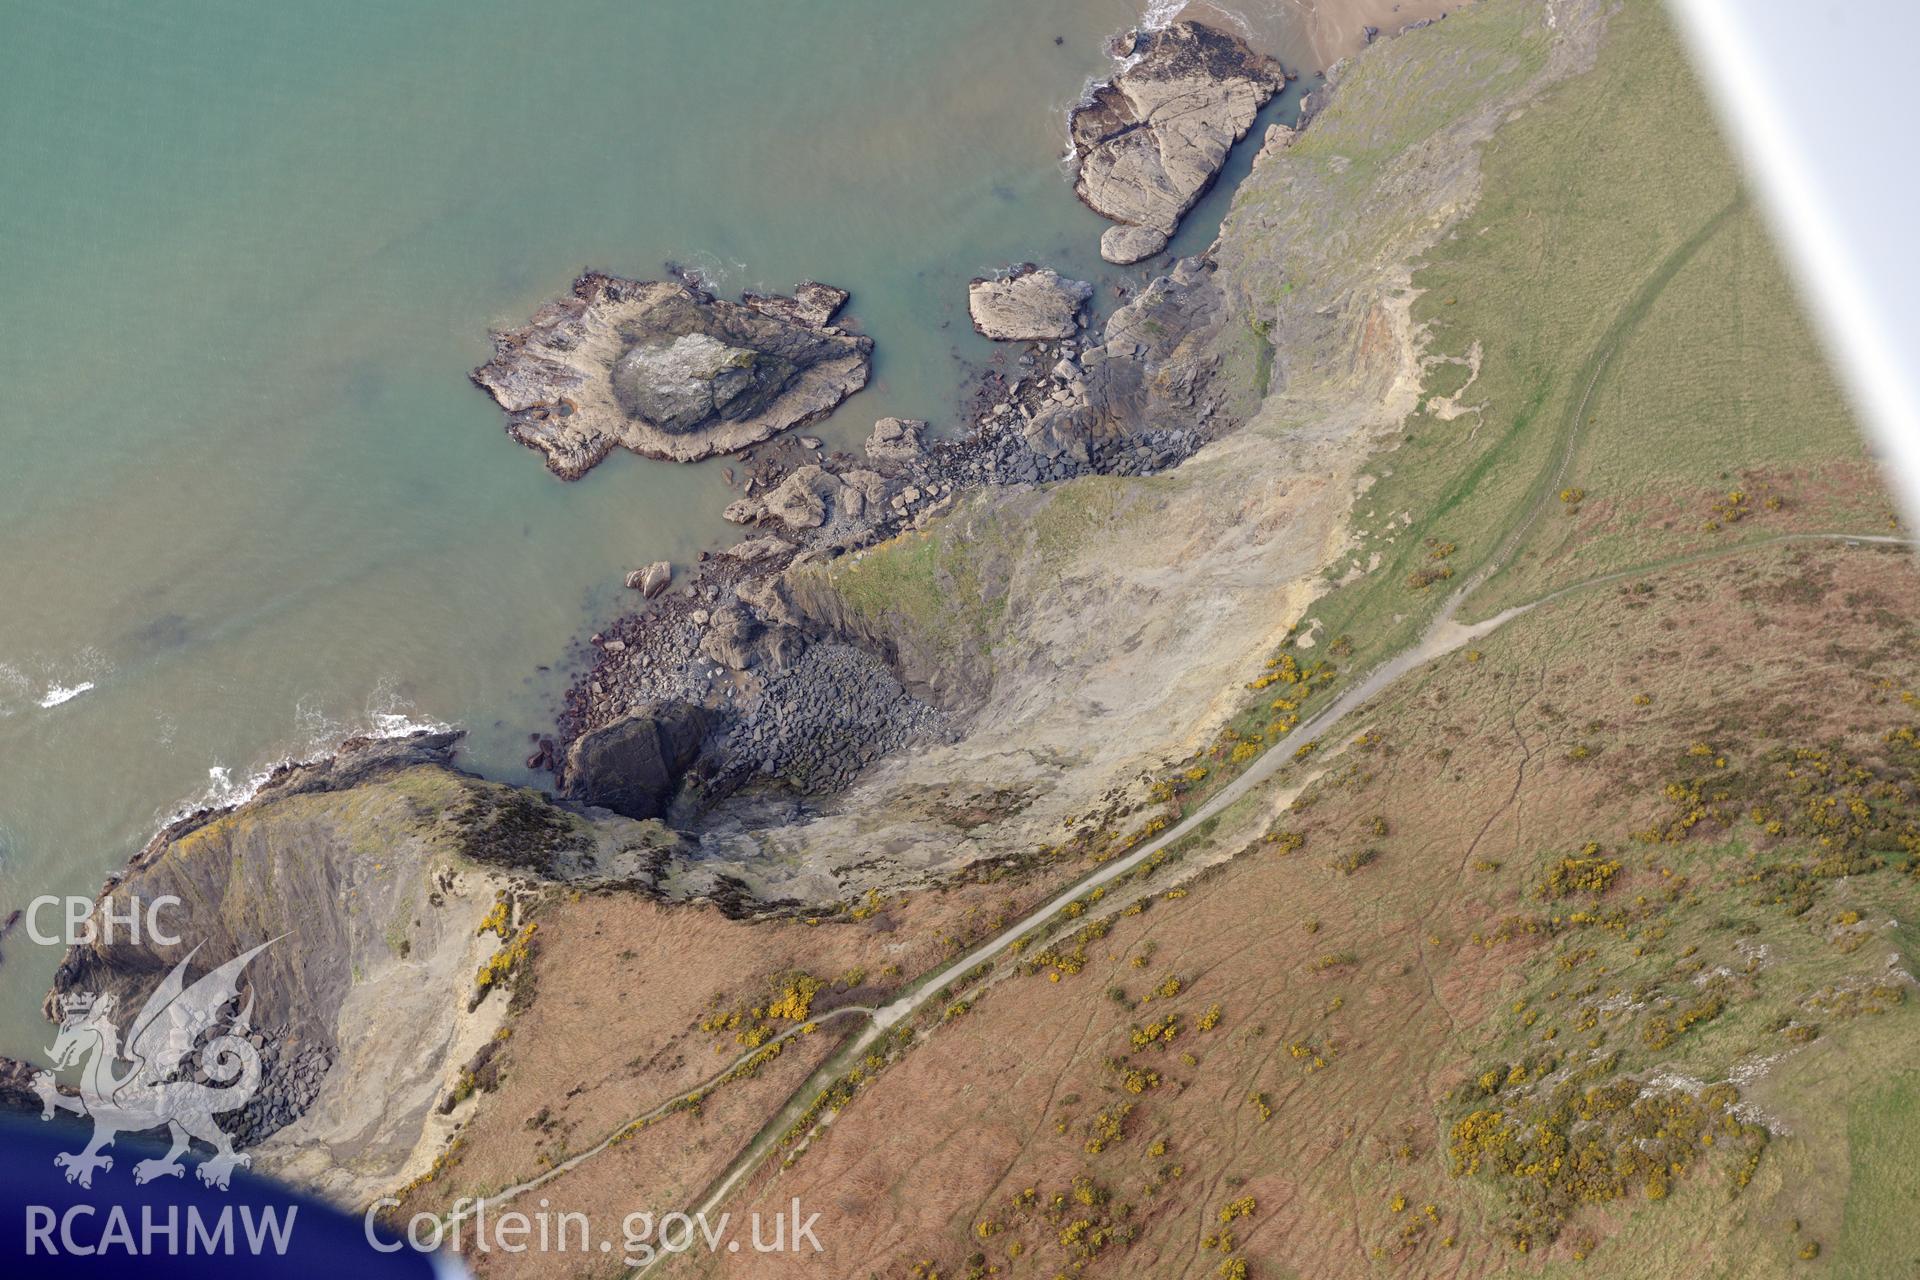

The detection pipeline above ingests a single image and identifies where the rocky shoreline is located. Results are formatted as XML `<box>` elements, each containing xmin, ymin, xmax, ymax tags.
<box><xmin>525</xmin><ymin>21</ymin><xmax>1301</xmax><ymax>822</ymax></box>
<box><xmin>6</xmin><ymin>7</ymin><xmax>1564</xmax><ymax>1215</ymax></box>
<box><xmin>15</xmin><ymin>12</ymin><xmax>1310</xmax><ymax>993</ymax></box>
<box><xmin>546</xmin><ymin>228</ymin><xmax>1274</xmax><ymax>816</ymax></box>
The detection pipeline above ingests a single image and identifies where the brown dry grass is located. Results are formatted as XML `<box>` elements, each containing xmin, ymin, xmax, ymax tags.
<box><xmin>660</xmin><ymin>538</ymin><xmax>1920</xmax><ymax>1279</ymax></box>
<box><xmin>391</xmin><ymin>876</ymin><xmax>1077</xmax><ymax>1252</ymax></box>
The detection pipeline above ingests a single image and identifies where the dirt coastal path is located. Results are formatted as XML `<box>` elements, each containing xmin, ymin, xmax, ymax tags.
<box><xmin>439</xmin><ymin>1005</ymin><xmax>877</xmax><ymax>1232</ymax></box>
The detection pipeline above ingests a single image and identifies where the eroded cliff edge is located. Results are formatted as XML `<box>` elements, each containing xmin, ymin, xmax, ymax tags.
<box><xmin>35</xmin><ymin>732</ymin><xmax>680</xmax><ymax>1203</ymax></box>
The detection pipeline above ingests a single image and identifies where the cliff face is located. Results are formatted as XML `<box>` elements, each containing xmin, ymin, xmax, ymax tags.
<box><xmin>48</xmin><ymin>734</ymin><xmax>624</xmax><ymax>1041</ymax></box>
<box><xmin>43</xmin><ymin>732</ymin><xmax>677</xmax><ymax>1204</ymax></box>
<box><xmin>756</xmin><ymin>487</ymin><xmax>1036</xmax><ymax>714</ymax></box>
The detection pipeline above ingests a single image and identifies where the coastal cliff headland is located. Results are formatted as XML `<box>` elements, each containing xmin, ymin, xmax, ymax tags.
<box><xmin>25</xmin><ymin>9</ymin><xmax>1505</xmax><ymax>1204</ymax></box>
<box><xmin>33</xmin><ymin>5</ymin><xmax>1920</xmax><ymax>1275</ymax></box>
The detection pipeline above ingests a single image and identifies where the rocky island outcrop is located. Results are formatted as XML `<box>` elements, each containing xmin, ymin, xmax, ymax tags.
<box><xmin>967</xmin><ymin>266</ymin><xmax>1094</xmax><ymax>341</ymax></box>
<box><xmin>472</xmin><ymin>273</ymin><xmax>872</xmax><ymax>478</ymax></box>
<box><xmin>1073</xmin><ymin>22</ymin><xmax>1286</xmax><ymax>263</ymax></box>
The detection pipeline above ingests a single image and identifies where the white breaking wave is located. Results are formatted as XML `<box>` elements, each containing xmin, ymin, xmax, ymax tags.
<box><xmin>37</xmin><ymin>681</ymin><xmax>95</xmax><ymax>709</ymax></box>
<box><xmin>163</xmin><ymin>684</ymin><xmax>456</xmax><ymax>827</ymax></box>
<box><xmin>201</xmin><ymin>763</ymin><xmax>269</xmax><ymax>811</ymax></box>
<box><xmin>293</xmin><ymin>695</ymin><xmax>346</xmax><ymax>749</ymax></box>
<box><xmin>363</xmin><ymin>676</ymin><xmax>453</xmax><ymax>743</ymax></box>
<box><xmin>370</xmin><ymin>709</ymin><xmax>445</xmax><ymax>736</ymax></box>
<box><xmin>1202</xmin><ymin>4</ymin><xmax>1255</xmax><ymax>41</ymax></box>
<box><xmin>1126</xmin><ymin>2</ymin><xmax>1258</xmax><ymax>65</ymax></box>
<box><xmin>668</xmin><ymin>249</ymin><xmax>750</xmax><ymax>292</ymax></box>
<box><xmin>1140</xmin><ymin>0</ymin><xmax>1189</xmax><ymax>31</ymax></box>
<box><xmin>24</xmin><ymin>646</ymin><xmax>113</xmax><ymax>712</ymax></box>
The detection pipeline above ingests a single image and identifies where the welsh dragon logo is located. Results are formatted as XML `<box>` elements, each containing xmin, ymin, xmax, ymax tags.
<box><xmin>31</xmin><ymin>939</ymin><xmax>274</xmax><ymax>1191</ymax></box>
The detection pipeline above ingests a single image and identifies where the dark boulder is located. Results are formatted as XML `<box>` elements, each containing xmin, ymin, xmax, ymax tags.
<box><xmin>561</xmin><ymin>702</ymin><xmax>710</xmax><ymax>820</ymax></box>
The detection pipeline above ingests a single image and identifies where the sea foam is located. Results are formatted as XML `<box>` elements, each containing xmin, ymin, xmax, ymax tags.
<box><xmin>1140</xmin><ymin>0</ymin><xmax>1189</xmax><ymax>31</ymax></box>
<box><xmin>37</xmin><ymin>681</ymin><xmax>95</xmax><ymax>709</ymax></box>
<box><xmin>164</xmin><ymin>685</ymin><xmax>455</xmax><ymax>827</ymax></box>
<box><xmin>0</xmin><ymin>662</ymin><xmax>27</xmax><ymax>717</ymax></box>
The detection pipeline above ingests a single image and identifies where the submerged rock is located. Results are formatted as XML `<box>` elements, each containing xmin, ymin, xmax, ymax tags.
<box><xmin>471</xmin><ymin>273</ymin><xmax>872</xmax><ymax>477</ymax></box>
<box><xmin>1071</xmin><ymin>22</ymin><xmax>1283</xmax><ymax>250</ymax></box>
<box><xmin>626</xmin><ymin>560</ymin><xmax>673</xmax><ymax>597</ymax></box>
<box><xmin>968</xmin><ymin>266</ymin><xmax>1093</xmax><ymax>341</ymax></box>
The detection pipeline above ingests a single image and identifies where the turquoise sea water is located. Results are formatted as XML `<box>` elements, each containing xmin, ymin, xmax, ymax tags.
<box><xmin>0</xmin><ymin>0</ymin><xmax>1314</xmax><ymax>1055</ymax></box>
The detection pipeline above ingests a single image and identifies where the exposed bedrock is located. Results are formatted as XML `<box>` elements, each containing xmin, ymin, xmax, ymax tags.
<box><xmin>559</xmin><ymin>701</ymin><xmax>710</xmax><ymax>821</ymax></box>
<box><xmin>471</xmin><ymin>273</ymin><xmax>872</xmax><ymax>477</ymax></box>
<box><xmin>1072</xmin><ymin>22</ymin><xmax>1285</xmax><ymax>261</ymax></box>
<box><xmin>1021</xmin><ymin>254</ymin><xmax>1244</xmax><ymax>462</ymax></box>
<box><xmin>1100</xmin><ymin>223</ymin><xmax>1171</xmax><ymax>265</ymax></box>
<box><xmin>968</xmin><ymin>266</ymin><xmax>1094</xmax><ymax>341</ymax></box>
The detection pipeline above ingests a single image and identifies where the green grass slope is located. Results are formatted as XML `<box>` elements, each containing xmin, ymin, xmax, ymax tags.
<box><xmin>1293</xmin><ymin>0</ymin><xmax>1882</xmax><ymax>669</ymax></box>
